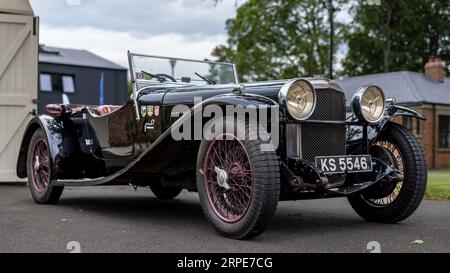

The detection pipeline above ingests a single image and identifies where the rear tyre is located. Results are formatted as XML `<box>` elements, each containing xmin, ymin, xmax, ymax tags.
<box><xmin>348</xmin><ymin>122</ymin><xmax>427</xmax><ymax>223</ymax></box>
<box><xmin>27</xmin><ymin>128</ymin><xmax>64</xmax><ymax>204</ymax></box>
<box><xmin>196</xmin><ymin>118</ymin><xmax>280</xmax><ymax>239</ymax></box>
<box><xmin>150</xmin><ymin>184</ymin><xmax>183</xmax><ymax>200</ymax></box>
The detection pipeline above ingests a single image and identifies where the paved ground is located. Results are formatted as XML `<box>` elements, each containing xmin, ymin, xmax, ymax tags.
<box><xmin>0</xmin><ymin>184</ymin><xmax>448</xmax><ymax>253</ymax></box>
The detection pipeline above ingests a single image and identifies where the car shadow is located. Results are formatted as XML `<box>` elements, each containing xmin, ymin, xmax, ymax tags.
<box><xmin>58</xmin><ymin>192</ymin><xmax>206</xmax><ymax>227</ymax></box>
<box><xmin>55</xmin><ymin>188</ymin><xmax>394</xmax><ymax>242</ymax></box>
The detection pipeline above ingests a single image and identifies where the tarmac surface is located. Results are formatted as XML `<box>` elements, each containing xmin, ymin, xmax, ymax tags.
<box><xmin>0</xmin><ymin>184</ymin><xmax>448</xmax><ymax>253</ymax></box>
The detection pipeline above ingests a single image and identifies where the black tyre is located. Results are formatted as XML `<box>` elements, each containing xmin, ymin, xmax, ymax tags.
<box><xmin>348</xmin><ymin>122</ymin><xmax>427</xmax><ymax>223</ymax></box>
<box><xmin>27</xmin><ymin>128</ymin><xmax>64</xmax><ymax>204</ymax></box>
<box><xmin>150</xmin><ymin>184</ymin><xmax>183</xmax><ymax>199</ymax></box>
<box><xmin>196</xmin><ymin>118</ymin><xmax>280</xmax><ymax>239</ymax></box>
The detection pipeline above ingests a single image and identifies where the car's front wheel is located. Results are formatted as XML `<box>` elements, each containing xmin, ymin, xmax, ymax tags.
<box><xmin>27</xmin><ymin>128</ymin><xmax>64</xmax><ymax>204</ymax></box>
<box><xmin>196</xmin><ymin>119</ymin><xmax>280</xmax><ymax>239</ymax></box>
<box><xmin>348</xmin><ymin>122</ymin><xmax>427</xmax><ymax>223</ymax></box>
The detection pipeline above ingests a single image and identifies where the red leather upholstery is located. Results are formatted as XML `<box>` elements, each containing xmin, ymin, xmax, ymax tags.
<box><xmin>95</xmin><ymin>105</ymin><xmax>122</xmax><ymax>116</ymax></box>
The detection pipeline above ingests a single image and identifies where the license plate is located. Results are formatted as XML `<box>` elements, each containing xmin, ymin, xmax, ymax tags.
<box><xmin>315</xmin><ymin>155</ymin><xmax>373</xmax><ymax>174</ymax></box>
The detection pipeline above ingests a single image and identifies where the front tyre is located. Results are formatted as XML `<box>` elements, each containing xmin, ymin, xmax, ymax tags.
<box><xmin>27</xmin><ymin>128</ymin><xmax>64</xmax><ymax>204</ymax></box>
<box><xmin>196</xmin><ymin>120</ymin><xmax>280</xmax><ymax>239</ymax></box>
<box><xmin>348</xmin><ymin>122</ymin><xmax>427</xmax><ymax>223</ymax></box>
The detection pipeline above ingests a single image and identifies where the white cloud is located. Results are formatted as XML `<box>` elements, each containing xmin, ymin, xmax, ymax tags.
<box><xmin>39</xmin><ymin>24</ymin><xmax>228</xmax><ymax>68</ymax></box>
<box><xmin>31</xmin><ymin>0</ymin><xmax>239</xmax><ymax>69</ymax></box>
<box><xmin>30</xmin><ymin>0</ymin><xmax>240</xmax><ymax>37</ymax></box>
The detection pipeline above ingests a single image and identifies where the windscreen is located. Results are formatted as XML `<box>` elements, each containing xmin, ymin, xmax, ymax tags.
<box><xmin>130</xmin><ymin>53</ymin><xmax>238</xmax><ymax>86</ymax></box>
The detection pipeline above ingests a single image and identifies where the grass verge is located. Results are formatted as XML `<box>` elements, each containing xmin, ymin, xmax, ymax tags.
<box><xmin>426</xmin><ymin>170</ymin><xmax>450</xmax><ymax>200</ymax></box>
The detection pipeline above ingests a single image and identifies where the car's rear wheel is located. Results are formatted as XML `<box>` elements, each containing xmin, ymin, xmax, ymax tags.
<box><xmin>197</xmin><ymin>119</ymin><xmax>280</xmax><ymax>239</ymax></box>
<box><xmin>27</xmin><ymin>128</ymin><xmax>64</xmax><ymax>204</ymax></box>
<box><xmin>348</xmin><ymin>122</ymin><xmax>427</xmax><ymax>223</ymax></box>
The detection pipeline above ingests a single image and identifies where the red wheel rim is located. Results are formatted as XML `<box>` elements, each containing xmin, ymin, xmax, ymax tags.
<box><xmin>204</xmin><ymin>133</ymin><xmax>254</xmax><ymax>223</ymax></box>
<box><xmin>31</xmin><ymin>139</ymin><xmax>51</xmax><ymax>193</ymax></box>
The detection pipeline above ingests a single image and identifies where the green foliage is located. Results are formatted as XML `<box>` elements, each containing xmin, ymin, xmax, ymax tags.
<box><xmin>213</xmin><ymin>0</ymin><xmax>348</xmax><ymax>82</ymax></box>
<box><xmin>341</xmin><ymin>0</ymin><xmax>450</xmax><ymax>76</ymax></box>
<box><xmin>213</xmin><ymin>0</ymin><xmax>450</xmax><ymax>79</ymax></box>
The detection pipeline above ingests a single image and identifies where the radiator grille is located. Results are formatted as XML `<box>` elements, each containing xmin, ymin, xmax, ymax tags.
<box><xmin>309</xmin><ymin>88</ymin><xmax>346</xmax><ymax>121</ymax></box>
<box><xmin>300</xmin><ymin>88</ymin><xmax>346</xmax><ymax>162</ymax></box>
<box><xmin>301</xmin><ymin>124</ymin><xmax>346</xmax><ymax>161</ymax></box>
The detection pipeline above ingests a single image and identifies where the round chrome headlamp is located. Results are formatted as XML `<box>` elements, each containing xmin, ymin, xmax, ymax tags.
<box><xmin>352</xmin><ymin>85</ymin><xmax>386</xmax><ymax>123</ymax></box>
<box><xmin>279</xmin><ymin>79</ymin><xmax>316</xmax><ymax>120</ymax></box>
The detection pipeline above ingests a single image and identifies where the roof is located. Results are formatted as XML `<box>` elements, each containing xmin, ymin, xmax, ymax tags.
<box><xmin>0</xmin><ymin>0</ymin><xmax>33</xmax><ymax>15</ymax></box>
<box><xmin>337</xmin><ymin>71</ymin><xmax>450</xmax><ymax>106</ymax></box>
<box><xmin>39</xmin><ymin>45</ymin><xmax>127</xmax><ymax>71</ymax></box>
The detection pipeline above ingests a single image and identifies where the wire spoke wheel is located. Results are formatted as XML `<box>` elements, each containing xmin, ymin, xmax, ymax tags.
<box><xmin>364</xmin><ymin>140</ymin><xmax>405</xmax><ymax>207</ymax></box>
<box><xmin>348</xmin><ymin>122</ymin><xmax>427</xmax><ymax>224</ymax></box>
<box><xmin>204</xmin><ymin>133</ymin><xmax>254</xmax><ymax>223</ymax></box>
<box><xmin>26</xmin><ymin>129</ymin><xmax>64</xmax><ymax>204</ymax></box>
<box><xmin>197</xmin><ymin>119</ymin><xmax>280</xmax><ymax>239</ymax></box>
<box><xmin>31</xmin><ymin>139</ymin><xmax>51</xmax><ymax>193</ymax></box>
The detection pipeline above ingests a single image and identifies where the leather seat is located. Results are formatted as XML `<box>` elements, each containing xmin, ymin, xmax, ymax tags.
<box><xmin>94</xmin><ymin>105</ymin><xmax>122</xmax><ymax>116</ymax></box>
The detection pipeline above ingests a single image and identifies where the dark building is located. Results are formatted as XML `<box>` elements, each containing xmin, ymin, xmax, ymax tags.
<box><xmin>38</xmin><ymin>45</ymin><xmax>128</xmax><ymax>113</ymax></box>
<box><xmin>338</xmin><ymin>58</ymin><xmax>450</xmax><ymax>169</ymax></box>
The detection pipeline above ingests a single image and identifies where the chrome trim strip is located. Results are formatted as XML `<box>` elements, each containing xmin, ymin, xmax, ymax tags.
<box><xmin>130</xmin><ymin>52</ymin><xmax>236</xmax><ymax>66</ymax></box>
<box><xmin>127</xmin><ymin>51</ymin><xmax>141</xmax><ymax>121</ymax></box>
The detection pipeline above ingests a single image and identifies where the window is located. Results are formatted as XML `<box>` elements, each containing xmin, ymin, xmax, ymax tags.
<box><xmin>39</xmin><ymin>73</ymin><xmax>75</xmax><ymax>93</ymax></box>
<box><xmin>439</xmin><ymin>116</ymin><xmax>450</xmax><ymax>149</ymax></box>
<box><xmin>62</xmin><ymin>75</ymin><xmax>75</xmax><ymax>93</ymax></box>
<box><xmin>39</xmin><ymin>74</ymin><xmax>52</xmax><ymax>92</ymax></box>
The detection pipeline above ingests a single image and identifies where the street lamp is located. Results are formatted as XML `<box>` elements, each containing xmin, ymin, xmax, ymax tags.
<box><xmin>328</xmin><ymin>0</ymin><xmax>338</xmax><ymax>80</ymax></box>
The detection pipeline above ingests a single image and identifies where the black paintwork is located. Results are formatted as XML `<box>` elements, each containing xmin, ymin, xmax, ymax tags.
<box><xmin>16</xmin><ymin>78</ymin><xmax>425</xmax><ymax>200</ymax></box>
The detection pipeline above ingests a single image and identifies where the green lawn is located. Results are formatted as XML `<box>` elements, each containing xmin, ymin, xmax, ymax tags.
<box><xmin>426</xmin><ymin>170</ymin><xmax>450</xmax><ymax>200</ymax></box>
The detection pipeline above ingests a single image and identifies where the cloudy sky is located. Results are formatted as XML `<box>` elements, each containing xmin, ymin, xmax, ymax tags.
<box><xmin>30</xmin><ymin>0</ymin><xmax>242</xmax><ymax>68</ymax></box>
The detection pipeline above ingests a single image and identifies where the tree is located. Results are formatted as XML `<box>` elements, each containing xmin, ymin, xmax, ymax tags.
<box><xmin>212</xmin><ymin>0</ymin><xmax>348</xmax><ymax>82</ymax></box>
<box><xmin>342</xmin><ymin>0</ymin><xmax>450</xmax><ymax>76</ymax></box>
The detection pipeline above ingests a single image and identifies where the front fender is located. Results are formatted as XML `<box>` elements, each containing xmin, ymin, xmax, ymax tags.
<box><xmin>386</xmin><ymin>104</ymin><xmax>425</xmax><ymax>121</ymax></box>
<box><xmin>16</xmin><ymin>115</ymin><xmax>66</xmax><ymax>178</ymax></box>
<box><xmin>346</xmin><ymin>103</ymin><xmax>425</xmax><ymax>154</ymax></box>
<box><xmin>169</xmin><ymin>92</ymin><xmax>279</xmax><ymax>132</ymax></box>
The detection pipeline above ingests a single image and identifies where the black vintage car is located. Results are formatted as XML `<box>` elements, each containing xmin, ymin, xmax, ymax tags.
<box><xmin>17</xmin><ymin>52</ymin><xmax>427</xmax><ymax>239</ymax></box>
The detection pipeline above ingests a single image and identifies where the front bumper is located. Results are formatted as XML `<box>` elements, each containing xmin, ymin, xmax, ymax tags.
<box><xmin>282</xmin><ymin>156</ymin><xmax>401</xmax><ymax>197</ymax></box>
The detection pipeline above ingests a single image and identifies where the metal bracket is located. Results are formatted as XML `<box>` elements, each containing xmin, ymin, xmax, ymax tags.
<box><xmin>287</xmin><ymin>157</ymin><xmax>329</xmax><ymax>188</ymax></box>
<box><xmin>323</xmin><ymin>158</ymin><xmax>398</xmax><ymax>196</ymax></box>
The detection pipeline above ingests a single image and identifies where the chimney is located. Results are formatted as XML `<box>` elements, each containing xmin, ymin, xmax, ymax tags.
<box><xmin>425</xmin><ymin>57</ymin><xmax>446</xmax><ymax>82</ymax></box>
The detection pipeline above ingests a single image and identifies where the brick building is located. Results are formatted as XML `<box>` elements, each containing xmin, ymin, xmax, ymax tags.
<box><xmin>338</xmin><ymin>58</ymin><xmax>450</xmax><ymax>169</ymax></box>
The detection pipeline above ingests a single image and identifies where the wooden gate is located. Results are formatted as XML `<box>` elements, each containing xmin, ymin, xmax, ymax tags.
<box><xmin>0</xmin><ymin>12</ymin><xmax>38</xmax><ymax>182</ymax></box>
